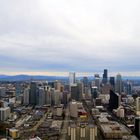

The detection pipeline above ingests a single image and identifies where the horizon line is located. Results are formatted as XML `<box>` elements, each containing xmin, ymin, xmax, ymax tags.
<box><xmin>1</xmin><ymin>71</ymin><xmax>140</xmax><ymax>77</ymax></box>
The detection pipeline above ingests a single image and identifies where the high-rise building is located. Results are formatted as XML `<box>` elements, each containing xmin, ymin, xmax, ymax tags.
<box><xmin>62</xmin><ymin>91</ymin><xmax>68</xmax><ymax>106</ymax></box>
<box><xmin>91</xmin><ymin>86</ymin><xmax>98</xmax><ymax>99</ymax></box>
<box><xmin>69</xmin><ymin>72</ymin><xmax>76</xmax><ymax>85</ymax></box>
<box><xmin>115</xmin><ymin>73</ymin><xmax>123</xmax><ymax>94</ymax></box>
<box><xmin>23</xmin><ymin>88</ymin><xmax>29</xmax><ymax>105</ymax></box>
<box><xmin>102</xmin><ymin>69</ymin><xmax>108</xmax><ymax>84</ymax></box>
<box><xmin>15</xmin><ymin>83</ymin><xmax>22</xmax><ymax>97</ymax></box>
<box><xmin>126</xmin><ymin>80</ymin><xmax>132</xmax><ymax>95</ymax></box>
<box><xmin>77</xmin><ymin>82</ymin><xmax>84</xmax><ymax>101</ymax></box>
<box><xmin>109</xmin><ymin>90</ymin><xmax>121</xmax><ymax>111</ymax></box>
<box><xmin>136</xmin><ymin>97</ymin><xmax>140</xmax><ymax>116</ymax></box>
<box><xmin>45</xmin><ymin>87</ymin><xmax>52</xmax><ymax>106</ymax></box>
<box><xmin>29</xmin><ymin>82</ymin><xmax>38</xmax><ymax>105</ymax></box>
<box><xmin>71</xmin><ymin>84</ymin><xmax>79</xmax><ymax>101</ymax></box>
<box><xmin>38</xmin><ymin>87</ymin><xmax>45</xmax><ymax>106</ymax></box>
<box><xmin>94</xmin><ymin>74</ymin><xmax>100</xmax><ymax>90</ymax></box>
<box><xmin>54</xmin><ymin>80</ymin><xmax>62</xmax><ymax>91</ymax></box>
<box><xmin>83</xmin><ymin>77</ymin><xmax>88</xmax><ymax>87</ymax></box>
<box><xmin>0</xmin><ymin>107</ymin><xmax>11</xmax><ymax>121</ymax></box>
<box><xmin>70</xmin><ymin>101</ymin><xmax>78</xmax><ymax>118</ymax></box>
<box><xmin>52</xmin><ymin>90</ymin><xmax>61</xmax><ymax>106</ymax></box>
<box><xmin>134</xmin><ymin>117</ymin><xmax>140</xmax><ymax>139</ymax></box>
<box><xmin>109</xmin><ymin>77</ymin><xmax>115</xmax><ymax>91</ymax></box>
<box><xmin>70</xmin><ymin>83</ymin><xmax>83</xmax><ymax>101</ymax></box>
<box><xmin>0</xmin><ymin>87</ymin><xmax>6</xmax><ymax>98</ymax></box>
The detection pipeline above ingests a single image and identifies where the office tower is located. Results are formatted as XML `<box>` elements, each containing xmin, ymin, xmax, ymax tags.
<box><xmin>70</xmin><ymin>101</ymin><xmax>78</xmax><ymax>118</ymax></box>
<box><xmin>70</xmin><ymin>83</ymin><xmax>83</xmax><ymax>101</ymax></box>
<box><xmin>45</xmin><ymin>87</ymin><xmax>52</xmax><ymax>106</ymax></box>
<box><xmin>83</xmin><ymin>77</ymin><xmax>88</xmax><ymax>87</ymax></box>
<box><xmin>29</xmin><ymin>82</ymin><xmax>38</xmax><ymax>105</ymax></box>
<box><xmin>84</xmin><ymin>87</ymin><xmax>91</xmax><ymax>99</ymax></box>
<box><xmin>109</xmin><ymin>90</ymin><xmax>121</xmax><ymax>111</ymax></box>
<box><xmin>102</xmin><ymin>69</ymin><xmax>108</xmax><ymax>84</ymax></box>
<box><xmin>0</xmin><ymin>107</ymin><xmax>11</xmax><ymax>121</ymax></box>
<box><xmin>38</xmin><ymin>87</ymin><xmax>45</xmax><ymax>106</ymax></box>
<box><xmin>91</xmin><ymin>86</ymin><xmax>98</xmax><ymax>99</ymax></box>
<box><xmin>54</xmin><ymin>80</ymin><xmax>61</xmax><ymax>91</ymax></box>
<box><xmin>0</xmin><ymin>87</ymin><xmax>6</xmax><ymax>97</ymax></box>
<box><xmin>126</xmin><ymin>80</ymin><xmax>132</xmax><ymax>95</ymax></box>
<box><xmin>71</xmin><ymin>84</ymin><xmax>79</xmax><ymax>101</ymax></box>
<box><xmin>115</xmin><ymin>73</ymin><xmax>123</xmax><ymax>94</ymax></box>
<box><xmin>62</xmin><ymin>91</ymin><xmax>68</xmax><ymax>106</ymax></box>
<box><xmin>69</xmin><ymin>72</ymin><xmax>76</xmax><ymax>85</ymax></box>
<box><xmin>52</xmin><ymin>90</ymin><xmax>61</xmax><ymax>106</ymax></box>
<box><xmin>15</xmin><ymin>83</ymin><xmax>22</xmax><ymax>97</ymax></box>
<box><xmin>94</xmin><ymin>74</ymin><xmax>100</xmax><ymax>90</ymax></box>
<box><xmin>136</xmin><ymin>97</ymin><xmax>140</xmax><ymax>116</ymax></box>
<box><xmin>109</xmin><ymin>77</ymin><xmax>115</xmax><ymax>91</ymax></box>
<box><xmin>77</xmin><ymin>82</ymin><xmax>84</xmax><ymax>101</ymax></box>
<box><xmin>135</xmin><ymin>117</ymin><xmax>140</xmax><ymax>139</ymax></box>
<box><xmin>23</xmin><ymin>88</ymin><xmax>29</xmax><ymax>105</ymax></box>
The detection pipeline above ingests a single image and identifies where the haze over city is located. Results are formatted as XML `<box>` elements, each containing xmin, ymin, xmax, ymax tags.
<box><xmin>0</xmin><ymin>0</ymin><xmax>140</xmax><ymax>76</ymax></box>
<box><xmin>1</xmin><ymin>1</ymin><xmax>140</xmax><ymax>140</ymax></box>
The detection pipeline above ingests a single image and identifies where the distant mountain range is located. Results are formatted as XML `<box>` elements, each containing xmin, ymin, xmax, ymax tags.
<box><xmin>0</xmin><ymin>74</ymin><xmax>140</xmax><ymax>81</ymax></box>
<box><xmin>0</xmin><ymin>75</ymin><xmax>68</xmax><ymax>81</ymax></box>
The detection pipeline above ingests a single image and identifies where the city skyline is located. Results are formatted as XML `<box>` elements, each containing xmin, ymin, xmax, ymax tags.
<box><xmin>0</xmin><ymin>0</ymin><xmax>140</xmax><ymax>75</ymax></box>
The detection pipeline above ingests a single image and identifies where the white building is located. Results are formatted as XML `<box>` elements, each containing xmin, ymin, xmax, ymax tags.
<box><xmin>94</xmin><ymin>74</ymin><xmax>100</xmax><ymax>91</ymax></box>
<box><xmin>69</xmin><ymin>72</ymin><xmax>76</xmax><ymax>85</ymax></box>
<box><xmin>0</xmin><ymin>107</ymin><xmax>11</xmax><ymax>121</ymax></box>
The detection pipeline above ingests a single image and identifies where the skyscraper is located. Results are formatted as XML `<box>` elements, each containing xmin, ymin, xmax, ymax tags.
<box><xmin>69</xmin><ymin>72</ymin><xmax>76</xmax><ymax>85</ymax></box>
<box><xmin>0</xmin><ymin>107</ymin><xmax>11</xmax><ymax>121</ymax></box>
<box><xmin>109</xmin><ymin>77</ymin><xmax>115</xmax><ymax>91</ymax></box>
<box><xmin>102</xmin><ymin>69</ymin><xmax>108</xmax><ymax>84</ymax></box>
<box><xmin>38</xmin><ymin>87</ymin><xmax>45</xmax><ymax>106</ymax></box>
<box><xmin>29</xmin><ymin>82</ymin><xmax>38</xmax><ymax>105</ymax></box>
<box><xmin>83</xmin><ymin>77</ymin><xmax>88</xmax><ymax>87</ymax></box>
<box><xmin>15</xmin><ymin>83</ymin><xmax>22</xmax><ymax>97</ymax></box>
<box><xmin>109</xmin><ymin>90</ymin><xmax>121</xmax><ymax>111</ymax></box>
<box><xmin>115</xmin><ymin>73</ymin><xmax>123</xmax><ymax>94</ymax></box>
<box><xmin>91</xmin><ymin>86</ymin><xmax>98</xmax><ymax>99</ymax></box>
<box><xmin>94</xmin><ymin>74</ymin><xmax>100</xmax><ymax>90</ymax></box>
<box><xmin>23</xmin><ymin>88</ymin><xmax>29</xmax><ymax>105</ymax></box>
<box><xmin>134</xmin><ymin>117</ymin><xmax>140</xmax><ymax>139</ymax></box>
<box><xmin>126</xmin><ymin>80</ymin><xmax>132</xmax><ymax>95</ymax></box>
<box><xmin>71</xmin><ymin>84</ymin><xmax>79</xmax><ymax>101</ymax></box>
<box><xmin>54</xmin><ymin>80</ymin><xmax>62</xmax><ymax>91</ymax></box>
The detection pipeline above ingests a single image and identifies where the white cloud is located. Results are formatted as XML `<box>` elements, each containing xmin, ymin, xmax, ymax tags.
<box><xmin>0</xmin><ymin>0</ymin><xmax>140</xmax><ymax>75</ymax></box>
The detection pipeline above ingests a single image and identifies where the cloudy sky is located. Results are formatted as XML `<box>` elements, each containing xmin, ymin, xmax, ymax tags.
<box><xmin>0</xmin><ymin>0</ymin><xmax>140</xmax><ymax>76</ymax></box>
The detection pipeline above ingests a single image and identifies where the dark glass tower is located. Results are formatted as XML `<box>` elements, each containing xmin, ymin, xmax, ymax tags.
<box><xmin>109</xmin><ymin>90</ymin><xmax>121</xmax><ymax>111</ymax></box>
<box><xmin>102</xmin><ymin>69</ymin><xmax>108</xmax><ymax>84</ymax></box>
<box><xmin>29</xmin><ymin>82</ymin><xmax>38</xmax><ymax>105</ymax></box>
<box><xmin>135</xmin><ymin>117</ymin><xmax>140</xmax><ymax>139</ymax></box>
<box><xmin>110</xmin><ymin>77</ymin><xmax>115</xmax><ymax>91</ymax></box>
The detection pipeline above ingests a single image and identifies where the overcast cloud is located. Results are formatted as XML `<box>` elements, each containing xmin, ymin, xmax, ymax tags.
<box><xmin>0</xmin><ymin>0</ymin><xmax>140</xmax><ymax>76</ymax></box>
